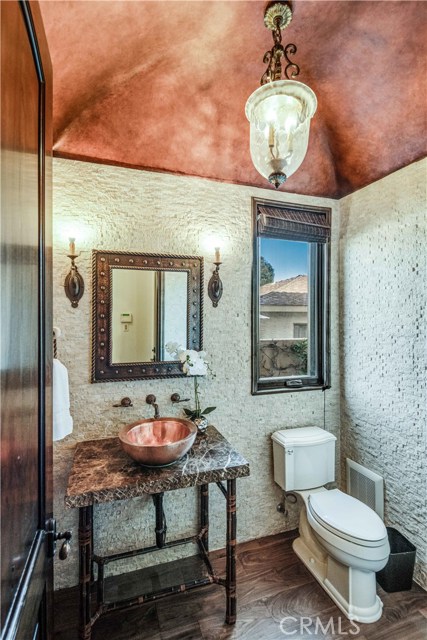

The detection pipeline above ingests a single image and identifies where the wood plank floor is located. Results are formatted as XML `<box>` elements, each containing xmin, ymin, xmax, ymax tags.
<box><xmin>53</xmin><ymin>531</ymin><xmax>427</xmax><ymax>640</ymax></box>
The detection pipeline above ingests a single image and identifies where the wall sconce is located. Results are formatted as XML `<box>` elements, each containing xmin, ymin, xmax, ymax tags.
<box><xmin>245</xmin><ymin>2</ymin><xmax>317</xmax><ymax>188</ymax></box>
<box><xmin>207</xmin><ymin>247</ymin><xmax>223</xmax><ymax>308</ymax></box>
<box><xmin>64</xmin><ymin>238</ymin><xmax>84</xmax><ymax>308</ymax></box>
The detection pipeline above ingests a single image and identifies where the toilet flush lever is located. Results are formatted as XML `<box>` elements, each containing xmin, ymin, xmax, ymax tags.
<box><xmin>287</xmin><ymin>449</ymin><xmax>294</xmax><ymax>455</ymax></box>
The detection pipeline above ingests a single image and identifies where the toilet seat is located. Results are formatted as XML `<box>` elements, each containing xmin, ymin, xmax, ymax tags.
<box><xmin>308</xmin><ymin>489</ymin><xmax>387</xmax><ymax>547</ymax></box>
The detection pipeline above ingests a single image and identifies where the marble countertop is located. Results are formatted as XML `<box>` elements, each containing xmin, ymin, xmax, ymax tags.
<box><xmin>65</xmin><ymin>426</ymin><xmax>250</xmax><ymax>508</ymax></box>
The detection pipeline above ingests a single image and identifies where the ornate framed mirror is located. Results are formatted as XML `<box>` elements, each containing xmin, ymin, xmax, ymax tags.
<box><xmin>92</xmin><ymin>251</ymin><xmax>203</xmax><ymax>382</ymax></box>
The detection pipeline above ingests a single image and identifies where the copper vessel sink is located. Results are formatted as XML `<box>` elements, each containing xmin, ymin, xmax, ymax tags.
<box><xmin>119</xmin><ymin>417</ymin><xmax>197</xmax><ymax>467</ymax></box>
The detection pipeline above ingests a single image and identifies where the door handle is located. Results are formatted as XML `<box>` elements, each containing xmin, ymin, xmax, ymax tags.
<box><xmin>46</xmin><ymin>519</ymin><xmax>72</xmax><ymax>559</ymax></box>
<box><xmin>56</xmin><ymin>531</ymin><xmax>72</xmax><ymax>560</ymax></box>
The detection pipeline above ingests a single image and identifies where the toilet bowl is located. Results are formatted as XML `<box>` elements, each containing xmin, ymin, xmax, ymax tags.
<box><xmin>271</xmin><ymin>427</ymin><xmax>390</xmax><ymax>623</ymax></box>
<box><xmin>307</xmin><ymin>489</ymin><xmax>389</xmax><ymax>571</ymax></box>
<box><xmin>295</xmin><ymin>487</ymin><xmax>390</xmax><ymax>622</ymax></box>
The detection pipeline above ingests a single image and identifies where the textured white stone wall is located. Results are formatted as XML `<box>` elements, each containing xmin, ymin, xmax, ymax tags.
<box><xmin>52</xmin><ymin>158</ymin><xmax>340</xmax><ymax>589</ymax></box>
<box><xmin>339</xmin><ymin>159</ymin><xmax>427</xmax><ymax>589</ymax></box>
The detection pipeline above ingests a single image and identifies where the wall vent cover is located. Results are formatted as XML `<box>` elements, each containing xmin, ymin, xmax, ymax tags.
<box><xmin>346</xmin><ymin>458</ymin><xmax>384</xmax><ymax>520</ymax></box>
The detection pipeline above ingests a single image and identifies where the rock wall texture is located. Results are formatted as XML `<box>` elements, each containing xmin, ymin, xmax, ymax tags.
<box><xmin>52</xmin><ymin>158</ymin><xmax>340</xmax><ymax>589</ymax></box>
<box><xmin>339</xmin><ymin>159</ymin><xmax>427</xmax><ymax>589</ymax></box>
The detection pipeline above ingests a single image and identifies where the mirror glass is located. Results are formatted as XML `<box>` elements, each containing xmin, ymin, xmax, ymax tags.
<box><xmin>92</xmin><ymin>251</ymin><xmax>203</xmax><ymax>382</ymax></box>
<box><xmin>111</xmin><ymin>269</ymin><xmax>188</xmax><ymax>364</ymax></box>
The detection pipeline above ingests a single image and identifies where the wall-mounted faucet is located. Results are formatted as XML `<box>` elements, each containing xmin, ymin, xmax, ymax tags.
<box><xmin>146</xmin><ymin>394</ymin><xmax>160</xmax><ymax>419</ymax></box>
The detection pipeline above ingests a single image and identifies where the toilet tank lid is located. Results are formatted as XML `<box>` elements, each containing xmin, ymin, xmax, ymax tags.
<box><xmin>272</xmin><ymin>426</ymin><xmax>336</xmax><ymax>447</ymax></box>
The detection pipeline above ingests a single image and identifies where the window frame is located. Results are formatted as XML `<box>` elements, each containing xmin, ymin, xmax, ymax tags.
<box><xmin>251</xmin><ymin>198</ymin><xmax>331</xmax><ymax>395</ymax></box>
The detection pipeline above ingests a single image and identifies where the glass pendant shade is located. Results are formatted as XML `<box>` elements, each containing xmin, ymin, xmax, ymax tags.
<box><xmin>245</xmin><ymin>80</ymin><xmax>317</xmax><ymax>188</ymax></box>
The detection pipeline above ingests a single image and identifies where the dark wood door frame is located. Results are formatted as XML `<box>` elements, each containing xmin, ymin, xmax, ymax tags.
<box><xmin>1</xmin><ymin>1</ymin><xmax>53</xmax><ymax>639</ymax></box>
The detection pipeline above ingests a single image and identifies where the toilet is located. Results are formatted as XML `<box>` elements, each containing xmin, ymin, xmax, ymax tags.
<box><xmin>272</xmin><ymin>426</ymin><xmax>390</xmax><ymax>623</ymax></box>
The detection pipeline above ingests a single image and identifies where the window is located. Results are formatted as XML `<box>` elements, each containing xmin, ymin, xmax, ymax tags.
<box><xmin>293</xmin><ymin>323</ymin><xmax>307</xmax><ymax>339</ymax></box>
<box><xmin>252</xmin><ymin>198</ymin><xmax>331</xmax><ymax>394</ymax></box>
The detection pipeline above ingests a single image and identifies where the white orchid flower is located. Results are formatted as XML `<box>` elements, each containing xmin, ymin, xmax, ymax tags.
<box><xmin>178</xmin><ymin>349</ymin><xmax>199</xmax><ymax>364</ymax></box>
<box><xmin>186</xmin><ymin>358</ymin><xmax>208</xmax><ymax>376</ymax></box>
<box><xmin>178</xmin><ymin>349</ymin><xmax>215</xmax><ymax>423</ymax></box>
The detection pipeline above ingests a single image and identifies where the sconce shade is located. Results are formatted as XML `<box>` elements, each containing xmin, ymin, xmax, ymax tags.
<box><xmin>245</xmin><ymin>80</ymin><xmax>317</xmax><ymax>188</ymax></box>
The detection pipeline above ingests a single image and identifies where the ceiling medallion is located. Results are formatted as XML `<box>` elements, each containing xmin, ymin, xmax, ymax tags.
<box><xmin>263</xmin><ymin>2</ymin><xmax>292</xmax><ymax>31</ymax></box>
<box><xmin>245</xmin><ymin>2</ymin><xmax>317</xmax><ymax>189</ymax></box>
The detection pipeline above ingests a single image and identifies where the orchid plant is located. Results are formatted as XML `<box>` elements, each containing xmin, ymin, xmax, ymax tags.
<box><xmin>166</xmin><ymin>343</ymin><xmax>216</xmax><ymax>422</ymax></box>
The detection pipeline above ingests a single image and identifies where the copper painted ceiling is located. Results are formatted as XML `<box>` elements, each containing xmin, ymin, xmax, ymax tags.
<box><xmin>39</xmin><ymin>0</ymin><xmax>427</xmax><ymax>199</ymax></box>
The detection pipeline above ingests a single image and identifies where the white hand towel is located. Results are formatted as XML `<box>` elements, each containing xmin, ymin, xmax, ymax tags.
<box><xmin>53</xmin><ymin>358</ymin><xmax>73</xmax><ymax>441</ymax></box>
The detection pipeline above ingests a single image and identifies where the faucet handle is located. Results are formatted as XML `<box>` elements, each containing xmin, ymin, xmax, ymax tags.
<box><xmin>113</xmin><ymin>397</ymin><xmax>133</xmax><ymax>407</ymax></box>
<box><xmin>171</xmin><ymin>393</ymin><xmax>190</xmax><ymax>404</ymax></box>
<box><xmin>146</xmin><ymin>394</ymin><xmax>157</xmax><ymax>405</ymax></box>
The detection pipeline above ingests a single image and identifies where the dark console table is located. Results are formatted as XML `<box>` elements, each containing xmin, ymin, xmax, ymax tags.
<box><xmin>65</xmin><ymin>426</ymin><xmax>250</xmax><ymax>640</ymax></box>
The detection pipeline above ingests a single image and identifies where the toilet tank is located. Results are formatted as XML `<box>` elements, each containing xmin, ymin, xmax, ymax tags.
<box><xmin>271</xmin><ymin>426</ymin><xmax>336</xmax><ymax>491</ymax></box>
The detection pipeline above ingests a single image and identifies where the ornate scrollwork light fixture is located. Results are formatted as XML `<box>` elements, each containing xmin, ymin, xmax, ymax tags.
<box><xmin>245</xmin><ymin>2</ymin><xmax>317</xmax><ymax>189</ymax></box>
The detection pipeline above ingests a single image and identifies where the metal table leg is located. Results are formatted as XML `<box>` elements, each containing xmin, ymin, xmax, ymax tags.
<box><xmin>200</xmin><ymin>483</ymin><xmax>209</xmax><ymax>551</ymax></box>
<box><xmin>79</xmin><ymin>505</ymin><xmax>93</xmax><ymax>640</ymax></box>
<box><xmin>90</xmin><ymin>520</ymin><xmax>95</xmax><ymax>583</ymax></box>
<box><xmin>225</xmin><ymin>479</ymin><xmax>236</xmax><ymax>624</ymax></box>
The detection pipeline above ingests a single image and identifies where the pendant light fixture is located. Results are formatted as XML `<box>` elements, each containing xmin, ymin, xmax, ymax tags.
<box><xmin>245</xmin><ymin>2</ymin><xmax>317</xmax><ymax>189</ymax></box>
